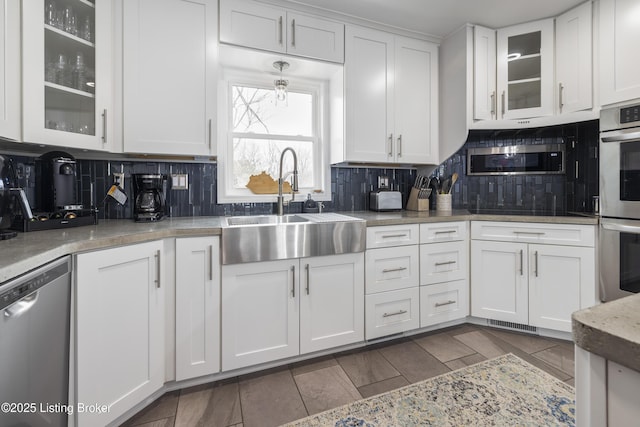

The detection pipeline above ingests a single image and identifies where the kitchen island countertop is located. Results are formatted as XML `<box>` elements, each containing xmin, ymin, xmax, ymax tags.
<box><xmin>0</xmin><ymin>210</ymin><xmax>598</xmax><ymax>283</ymax></box>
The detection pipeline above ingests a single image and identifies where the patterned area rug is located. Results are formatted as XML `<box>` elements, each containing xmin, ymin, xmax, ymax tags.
<box><xmin>282</xmin><ymin>353</ymin><xmax>575</xmax><ymax>427</ymax></box>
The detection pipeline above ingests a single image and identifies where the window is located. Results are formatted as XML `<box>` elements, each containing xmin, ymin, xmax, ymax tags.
<box><xmin>218</xmin><ymin>71</ymin><xmax>330</xmax><ymax>203</ymax></box>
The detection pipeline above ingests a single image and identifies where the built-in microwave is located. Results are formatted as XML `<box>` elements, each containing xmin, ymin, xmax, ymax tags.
<box><xmin>467</xmin><ymin>144</ymin><xmax>565</xmax><ymax>175</ymax></box>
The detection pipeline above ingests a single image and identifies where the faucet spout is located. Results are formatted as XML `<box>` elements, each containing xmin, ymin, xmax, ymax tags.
<box><xmin>277</xmin><ymin>147</ymin><xmax>299</xmax><ymax>216</ymax></box>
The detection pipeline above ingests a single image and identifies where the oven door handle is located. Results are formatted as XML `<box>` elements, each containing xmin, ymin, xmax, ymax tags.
<box><xmin>601</xmin><ymin>129</ymin><xmax>640</xmax><ymax>143</ymax></box>
<box><xmin>602</xmin><ymin>222</ymin><xmax>640</xmax><ymax>233</ymax></box>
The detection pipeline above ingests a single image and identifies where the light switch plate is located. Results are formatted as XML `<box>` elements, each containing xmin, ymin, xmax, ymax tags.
<box><xmin>171</xmin><ymin>174</ymin><xmax>189</xmax><ymax>190</ymax></box>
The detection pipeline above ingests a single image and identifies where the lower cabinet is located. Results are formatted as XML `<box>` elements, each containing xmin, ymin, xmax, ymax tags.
<box><xmin>75</xmin><ymin>241</ymin><xmax>164</xmax><ymax>427</ymax></box>
<box><xmin>365</xmin><ymin>287</ymin><xmax>420</xmax><ymax>339</ymax></box>
<box><xmin>420</xmin><ymin>280</ymin><xmax>469</xmax><ymax>327</ymax></box>
<box><xmin>222</xmin><ymin>253</ymin><xmax>364</xmax><ymax>371</ymax></box>
<box><xmin>175</xmin><ymin>237</ymin><xmax>220</xmax><ymax>380</ymax></box>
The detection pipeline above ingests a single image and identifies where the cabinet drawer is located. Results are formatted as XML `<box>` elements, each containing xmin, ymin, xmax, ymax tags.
<box><xmin>420</xmin><ymin>241</ymin><xmax>468</xmax><ymax>285</ymax></box>
<box><xmin>420</xmin><ymin>221</ymin><xmax>468</xmax><ymax>243</ymax></box>
<box><xmin>365</xmin><ymin>287</ymin><xmax>420</xmax><ymax>340</ymax></box>
<box><xmin>471</xmin><ymin>221</ymin><xmax>595</xmax><ymax>247</ymax></box>
<box><xmin>366</xmin><ymin>246</ymin><xmax>419</xmax><ymax>293</ymax></box>
<box><xmin>420</xmin><ymin>280</ymin><xmax>469</xmax><ymax>327</ymax></box>
<box><xmin>366</xmin><ymin>224</ymin><xmax>419</xmax><ymax>248</ymax></box>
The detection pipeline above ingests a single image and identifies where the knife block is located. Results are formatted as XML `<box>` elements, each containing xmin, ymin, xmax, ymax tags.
<box><xmin>406</xmin><ymin>188</ymin><xmax>429</xmax><ymax>211</ymax></box>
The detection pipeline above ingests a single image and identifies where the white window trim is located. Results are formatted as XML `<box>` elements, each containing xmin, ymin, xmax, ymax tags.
<box><xmin>217</xmin><ymin>69</ymin><xmax>331</xmax><ymax>204</ymax></box>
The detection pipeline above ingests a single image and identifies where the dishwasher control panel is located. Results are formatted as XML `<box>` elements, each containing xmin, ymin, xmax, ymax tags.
<box><xmin>0</xmin><ymin>260</ymin><xmax>70</xmax><ymax>310</ymax></box>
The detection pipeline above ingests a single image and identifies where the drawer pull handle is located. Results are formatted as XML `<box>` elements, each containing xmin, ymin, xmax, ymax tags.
<box><xmin>382</xmin><ymin>234</ymin><xmax>407</xmax><ymax>238</ymax></box>
<box><xmin>382</xmin><ymin>267</ymin><xmax>407</xmax><ymax>273</ymax></box>
<box><xmin>383</xmin><ymin>309</ymin><xmax>408</xmax><ymax>318</ymax></box>
<box><xmin>435</xmin><ymin>261</ymin><xmax>456</xmax><ymax>266</ymax></box>
<box><xmin>513</xmin><ymin>231</ymin><xmax>546</xmax><ymax>235</ymax></box>
<box><xmin>434</xmin><ymin>230</ymin><xmax>456</xmax><ymax>234</ymax></box>
<box><xmin>435</xmin><ymin>300</ymin><xmax>456</xmax><ymax>307</ymax></box>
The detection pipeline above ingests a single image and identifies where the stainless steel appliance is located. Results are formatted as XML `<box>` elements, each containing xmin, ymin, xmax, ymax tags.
<box><xmin>369</xmin><ymin>191</ymin><xmax>402</xmax><ymax>211</ymax></box>
<box><xmin>599</xmin><ymin>100</ymin><xmax>640</xmax><ymax>301</ymax></box>
<box><xmin>133</xmin><ymin>174</ymin><xmax>166</xmax><ymax>222</ymax></box>
<box><xmin>0</xmin><ymin>256</ymin><xmax>71</xmax><ymax>427</ymax></box>
<box><xmin>467</xmin><ymin>144</ymin><xmax>565</xmax><ymax>175</ymax></box>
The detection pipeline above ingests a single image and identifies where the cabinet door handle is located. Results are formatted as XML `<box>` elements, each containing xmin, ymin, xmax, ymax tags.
<box><xmin>382</xmin><ymin>233</ymin><xmax>407</xmax><ymax>239</ymax></box>
<box><xmin>209</xmin><ymin>245</ymin><xmax>214</xmax><ymax>281</ymax></box>
<box><xmin>490</xmin><ymin>91</ymin><xmax>496</xmax><ymax>117</ymax></box>
<box><xmin>435</xmin><ymin>300</ymin><xmax>456</xmax><ymax>307</ymax></box>
<box><xmin>291</xmin><ymin>19</ymin><xmax>296</xmax><ymax>47</ymax></box>
<box><xmin>383</xmin><ymin>309</ymin><xmax>407</xmax><ymax>318</ymax></box>
<box><xmin>501</xmin><ymin>91</ymin><xmax>505</xmax><ymax>118</ymax></box>
<box><xmin>558</xmin><ymin>83</ymin><xmax>564</xmax><ymax>110</ymax></box>
<box><xmin>382</xmin><ymin>266</ymin><xmax>407</xmax><ymax>273</ymax></box>
<box><xmin>101</xmin><ymin>109</ymin><xmax>107</xmax><ymax>144</ymax></box>
<box><xmin>534</xmin><ymin>251</ymin><xmax>539</xmax><ymax>277</ymax></box>
<box><xmin>519</xmin><ymin>249</ymin><xmax>524</xmax><ymax>276</ymax></box>
<box><xmin>155</xmin><ymin>250</ymin><xmax>161</xmax><ymax>288</ymax></box>
<box><xmin>435</xmin><ymin>260</ymin><xmax>456</xmax><ymax>266</ymax></box>
<box><xmin>291</xmin><ymin>265</ymin><xmax>295</xmax><ymax>297</ymax></box>
<box><xmin>388</xmin><ymin>133</ymin><xmax>393</xmax><ymax>157</ymax></box>
<box><xmin>208</xmin><ymin>118</ymin><xmax>212</xmax><ymax>150</ymax></box>
<box><xmin>397</xmin><ymin>134</ymin><xmax>402</xmax><ymax>157</ymax></box>
<box><xmin>278</xmin><ymin>16</ymin><xmax>283</xmax><ymax>45</ymax></box>
<box><xmin>305</xmin><ymin>263</ymin><xmax>310</xmax><ymax>295</ymax></box>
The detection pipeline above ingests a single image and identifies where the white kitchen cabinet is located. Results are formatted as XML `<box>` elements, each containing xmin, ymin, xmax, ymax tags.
<box><xmin>221</xmin><ymin>259</ymin><xmax>299</xmax><ymax>371</ymax></box>
<box><xmin>175</xmin><ymin>237</ymin><xmax>220</xmax><ymax>381</ymax></box>
<box><xmin>599</xmin><ymin>0</ymin><xmax>640</xmax><ymax>105</ymax></box>
<box><xmin>496</xmin><ymin>19</ymin><xmax>554</xmax><ymax>119</ymax></box>
<box><xmin>219</xmin><ymin>0</ymin><xmax>344</xmax><ymax>63</ymax></box>
<box><xmin>471</xmin><ymin>240</ymin><xmax>531</xmax><ymax>325</ymax></box>
<box><xmin>342</xmin><ymin>25</ymin><xmax>438</xmax><ymax>164</ymax></box>
<box><xmin>528</xmin><ymin>244</ymin><xmax>594</xmax><ymax>331</ymax></box>
<box><xmin>366</xmin><ymin>287</ymin><xmax>420</xmax><ymax>340</ymax></box>
<box><xmin>366</xmin><ymin>224</ymin><xmax>420</xmax><ymax>248</ymax></box>
<box><xmin>420</xmin><ymin>240</ymin><xmax>468</xmax><ymax>285</ymax></box>
<box><xmin>300</xmin><ymin>253</ymin><xmax>364</xmax><ymax>354</ymax></box>
<box><xmin>607</xmin><ymin>361</ymin><xmax>640</xmax><ymax>427</ymax></box>
<box><xmin>122</xmin><ymin>0</ymin><xmax>217</xmax><ymax>155</ymax></box>
<box><xmin>420</xmin><ymin>279</ymin><xmax>469</xmax><ymax>327</ymax></box>
<box><xmin>365</xmin><ymin>245</ymin><xmax>419</xmax><ymax>293</ymax></box>
<box><xmin>555</xmin><ymin>1</ymin><xmax>593</xmax><ymax>114</ymax></box>
<box><xmin>75</xmin><ymin>241</ymin><xmax>164</xmax><ymax>427</ymax></box>
<box><xmin>0</xmin><ymin>0</ymin><xmax>20</xmax><ymax>141</ymax></box>
<box><xmin>471</xmin><ymin>221</ymin><xmax>596</xmax><ymax>332</ymax></box>
<box><xmin>22</xmin><ymin>0</ymin><xmax>114</xmax><ymax>150</ymax></box>
<box><xmin>473</xmin><ymin>25</ymin><xmax>497</xmax><ymax>121</ymax></box>
<box><xmin>222</xmin><ymin>253</ymin><xmax>364</xmax><ymax>370</ymax></box>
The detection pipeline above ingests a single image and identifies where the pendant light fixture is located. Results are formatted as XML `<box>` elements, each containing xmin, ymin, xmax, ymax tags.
<box><xmin>273</xmin><ymin>60</ymin><xmax>290</xmax><ymax>104</ymax></box>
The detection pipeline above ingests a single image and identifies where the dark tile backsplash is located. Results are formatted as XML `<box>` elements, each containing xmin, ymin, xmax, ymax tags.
<box><xmin>431</xmin><ymin>120</ymin><xmax>599</xmax><ymax>214</ymax></box>
<box><xmin>3</xmin><ymin>119</ymin><xmax>598</xmax><ymax>220</ymax></box>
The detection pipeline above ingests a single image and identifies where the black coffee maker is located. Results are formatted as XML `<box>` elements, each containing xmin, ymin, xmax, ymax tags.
<box><xmin>132</xmin><ymin>174</ymin><xmax>166</xmax><ymax>222</ymax></box>
<box><xmin>36</xmin><ymin>151</ymin><xmax>81</xmax><ymax>212</ymax></box>
<box><xmin>0</xmin><ymin>155</ymin><xmax>18</xmax><ymax>240</ymax></box>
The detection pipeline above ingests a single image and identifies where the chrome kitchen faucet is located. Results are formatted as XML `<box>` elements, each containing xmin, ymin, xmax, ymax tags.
<box><xmin>277</xmin><ymin>147</ymin><xmax>299</xmax><ymax>216</ymax></box>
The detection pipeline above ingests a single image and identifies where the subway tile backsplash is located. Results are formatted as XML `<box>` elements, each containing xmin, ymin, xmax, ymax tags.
<box><xmin>4</xmin><ymin>119</ymin><xmax>598</xmax><ymax>220</ymax></box>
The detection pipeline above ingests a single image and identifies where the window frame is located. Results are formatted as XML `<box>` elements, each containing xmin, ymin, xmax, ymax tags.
<box><xmin>217</xmin><ymin>69</ymin><xmax>331</xmax><ymax>204</ymax></box>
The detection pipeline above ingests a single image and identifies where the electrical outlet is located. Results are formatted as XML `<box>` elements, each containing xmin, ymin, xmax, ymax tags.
<box><xmin>113</xmin><ymin>173</ymin><xmax>125</xmax><ymax>189</ymax></box>
<box><xmin>171</xmin><ymin>174</ymin><xmax>189</xmax><ymax>190</ymax></box>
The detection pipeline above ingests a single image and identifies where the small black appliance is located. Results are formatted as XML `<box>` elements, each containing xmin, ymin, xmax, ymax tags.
<box><xmin>0</xmin><ymin>155</ymin><xmax>18</xmax><ymax>240</ymax></box>
<box><xmin>35</xmin><ymin>151</ymin><xmax>82</xmax><ymax>212</ymax></box>
<box><xmin>132</xmin><ymin>174</ymin><xmax>166</xmax><ymax>222</ymax></box>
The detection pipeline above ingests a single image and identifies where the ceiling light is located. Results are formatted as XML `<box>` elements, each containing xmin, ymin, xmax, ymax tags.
<box><xmin>273</xmin><ymin>60</ymin><xmax>290</xmax><ymax>105</ymax></box>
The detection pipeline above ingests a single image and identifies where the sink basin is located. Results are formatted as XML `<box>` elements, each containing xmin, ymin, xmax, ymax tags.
<box><xmin>225</xmin><ymin>215</ymin><xmax>309</xmax><ymax>226</ymax></box>
<box><xmin>221</xmin><ymin>213</ymin><xmax>365</xmax><ymax>264</ymax></box>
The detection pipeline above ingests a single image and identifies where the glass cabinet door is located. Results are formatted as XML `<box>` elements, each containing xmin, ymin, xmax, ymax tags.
<box><xmin>22</xmin><ymin>0</ymin><xmax>112</xmax><ymax>151</ymax></box>
<box><xmin>497</xmin><ymin>19</ymin><xmax>554</xmax><ymax>120</ymax></box>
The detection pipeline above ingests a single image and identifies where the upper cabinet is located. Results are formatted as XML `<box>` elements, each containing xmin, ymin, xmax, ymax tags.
<box><xmin>496</xmin><ymin>19</ymin><xmax>555</xmax><ymax>120</ymax></box>
<box><xmin>556</xmin><ymin>1</ymin><xmax>593</xmax><ymax>114</ymax></box>
<box><xmin>339</xmin><ymin>25</ymin><xmax>438</xmax><ymax>165</ymax></box>
<box><xmin>599</xmin><ymin>0</ymin><xmax>640</xmax><ymax>105</ymax></box>
<box><xmin>22</xmin><ymin>0</ymin><xmax>114</xmax><ymax>151</ymax></box>
<box><xmin>0</xmin><ymin>0</ymin><xmax>21</xmax><ymax>141</ymax></box>
<box><xmin>121</xmin><ymin>0</ymin><xmax>217</xmax><ymax>156</ymax></box>
<box><xmin>219</xmin><ymin>0</ymin><xmax>345</xmax><ymax>63</ymax></box>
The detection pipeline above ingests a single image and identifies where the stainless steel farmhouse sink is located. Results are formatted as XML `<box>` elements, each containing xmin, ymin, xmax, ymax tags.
<box><xmin>221</xmin><ymin>213</ymin><xmax>366</xmax><ymax>264</ymax></box>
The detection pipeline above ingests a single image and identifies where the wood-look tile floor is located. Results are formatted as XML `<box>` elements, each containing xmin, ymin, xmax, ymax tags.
<box><xmin>121</xmin><ymin>324</ymin><xmax>575</xmax><ymax>427</ymax></box>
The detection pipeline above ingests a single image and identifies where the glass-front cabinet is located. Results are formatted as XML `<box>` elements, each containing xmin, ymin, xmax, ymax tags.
<box><xmin>496</xmin><ymin>19</ymin><xmax>554</xmax><ymax>120</ymax></box>
<box><xmin>22</xmin><ymin>0</ymin><xmax>113</xmax><ymax>151</ymax></box>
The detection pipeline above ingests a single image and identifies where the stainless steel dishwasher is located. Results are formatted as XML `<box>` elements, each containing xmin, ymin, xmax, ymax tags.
<box><xmin>0</xmin><ymin>256</ymin><xmax>71</xmax><ymax>427</ymax></box>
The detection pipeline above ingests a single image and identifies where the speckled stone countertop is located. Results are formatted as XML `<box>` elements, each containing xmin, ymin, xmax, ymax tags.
<box><xmin>573</xmin><ymin>294</ymin><xmax>640</xmax><ymax>372</ymax></box>
<box><xmin>0</xmin><ymin>210</ymin><xmax>598</xmax><ymax>283</ymax></box>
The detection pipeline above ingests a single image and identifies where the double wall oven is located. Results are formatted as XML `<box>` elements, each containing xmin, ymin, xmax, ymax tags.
<box><xmin>599</xmin><ymin>100</ymin><xmax>640</xmax><ymax>301</ymax></box>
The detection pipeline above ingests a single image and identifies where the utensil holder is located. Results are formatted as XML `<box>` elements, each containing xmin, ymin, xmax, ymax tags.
<box><xmin>406</xmin><ymin>188</ymin><xmax>429</xmax><ymax>211</ymax></box>
<box><xmin>436</xmin><ymin>193</ymin><xmax>452</xmax><ymax>212</ymax></box>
